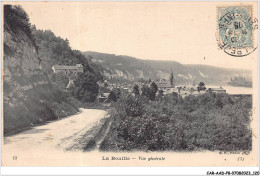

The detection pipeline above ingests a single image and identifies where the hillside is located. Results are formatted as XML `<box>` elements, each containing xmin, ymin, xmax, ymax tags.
<box><xmin>31</xmin><ymin>28</ymin><xmax>104</xmax><ymax>103</ymax></box>
<box><xmin>31</xmin><ymin>29</ymin><xmax>103</xmax><ymax>80</ymax></box>
<box><xmin>3</xmin><ymin>5</ymin><xmax>79</xmax><ymax>134</ymax></box>
<box><xmin>83</xmin><ymin>51</ymin><xmax>157</xmax><ymax>82</ymax></box>
<box><xmin>83</xmin><ymin>51</ymin><xmax>252</xmax><ymax>85</ymax></box>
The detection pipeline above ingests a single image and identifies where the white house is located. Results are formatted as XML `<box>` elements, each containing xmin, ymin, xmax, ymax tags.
<box><xmin>52</xmin><ymin>64</ymin><xmax>83</xmax><ymax>74</ymax></box>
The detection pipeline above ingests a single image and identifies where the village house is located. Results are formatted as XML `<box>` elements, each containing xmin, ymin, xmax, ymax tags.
<box><xmin>208</xmin><ymin>87</ymin><xmax>226</xmax><ymax>93</ymax></box>
<box><xmin>97</xmin><ymin>93</ymin><xmax>110</xmax><ymax>103</ymax></box>
<box><xmin>155</xmin><ymin>79</ymin><xmax>172</xmax><ymax>91</ymax></box>
<box><xmin>52</xmin><ymin>64</ymin><xmax>84</xmax><ymax>74</ymax></box>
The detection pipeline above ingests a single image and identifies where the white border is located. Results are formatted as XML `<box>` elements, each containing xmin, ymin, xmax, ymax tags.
<box><xmin>1</xmin><ymin>166</ymin><xmax>259</xmax><ymax>175</ymax></box>
<box><xmin>0</xmin><ymin>0</ymin><xmax>259</xmax><ymax>175</ymax></box>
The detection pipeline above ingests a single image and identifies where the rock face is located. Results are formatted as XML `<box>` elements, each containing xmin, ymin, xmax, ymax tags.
<box><xmin>3</xmin><ymin>5</ymin><xmax>79</xmax><ymax>135</ymax></box>
<box><xmin>4</xmin><ymin>28</ymin><xmax>40</xmax><ymax>76</ymax></box>
<box><xmin>83</xmin><ymin>51</ymin><xmax>252</xmax><ymax>85</ymax></box>
<box><xmin>4</xmin><ymin>24</ymin><xmax>46</xmax><ymax>95</ymax></box>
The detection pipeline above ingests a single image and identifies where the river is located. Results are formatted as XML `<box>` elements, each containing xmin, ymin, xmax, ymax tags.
<box><xmin>207</xmin><ymin>85</ymin><xmax>253</xmax><ymax>94</ymax></box>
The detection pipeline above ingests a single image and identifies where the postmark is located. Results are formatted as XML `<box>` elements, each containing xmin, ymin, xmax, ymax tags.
<box><xmin>217</xmin><ymin>5</ymin><xmax>258</xmax><ymax>57</ymax></box>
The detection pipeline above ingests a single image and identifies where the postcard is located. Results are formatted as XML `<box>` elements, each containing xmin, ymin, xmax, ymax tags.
<box><xmin>1</xmin><ymin>1</ymin><xmax>258</xmax><ymax>167</ymax></box>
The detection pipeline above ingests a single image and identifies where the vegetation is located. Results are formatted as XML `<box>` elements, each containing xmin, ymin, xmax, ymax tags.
<box><xmin>3</xmin><ymin>5</ymin><xmax>101</xmax><ymax>134</ymax></box>
<box><xmin>113</xmin><ymin>88</ymin><xmax>121</xmax><ymax>101</ymax></box>
<box><xmin>169</xmin><ymin>68</ymin><xmax>174</xmax><ymax>87</ymax></box>
<box><xmin>156</xmin><ymin>90</ymin><xmax>164</xmax><ymax>101</ymax></box>
<box><xmin>197</xmin><ymin>82</ymin><xmax>206</xmax><ymax>92</ymax></box>
<box><xmin>71</xmin><ymin>73</ymin><xmax>100</xmax><ymax>103</ymax></box>
<box><xmin>100</xmin><ymin>92</ymin><xmax>252</xmax><ymax>151</ymax></box>
<box><xmin>32</xmin><ymin>21</ymin><xmax>103</xmax><ymax>103</ymax></box>
<box><xmin>140</xmin><ymin>82</ymin><xmax>158</xmax><ymax>101</ymax></box>
<box><xmin>132</xmin><ymin>85</ymin><xmax>140</xmax><ymax>97</ymax></box>
<box><xmin>50</xmin><ymin>72</ymin><xmax>70</xmax><ymax>90</ymax></box>
<box><xmin>150</xmin><ymin>82</ymin><xmax>158</xmax><ymax>101</ymax></box>
<box><xmin>3</xmin><ymin>6</ymin><xmax>253</xmax><ymax>154</ymax></box>
<box><xmin>4</xmin><ymin>5</ymin><xmax>35</xmax><ymax>45</ymax></box>
<box><xmin>108</xmin><ymin>91</ymin><xmax>117</xmax><ymax>102</ymax></box>
<box><xmin>4</xmin><ymin>83</ymin><xmax>80</xmax><ymax>134</ymax></box>
<box><xmin>141</xmin><ymin>85</ymin><xmax>151</xmax><ymax>99</ymax></box>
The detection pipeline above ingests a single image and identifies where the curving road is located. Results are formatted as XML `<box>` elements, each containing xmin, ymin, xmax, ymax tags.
<box><xmin>3</xmin><ymin>108</ymin><xmax>108</xmax><ymax>153</ymax></box>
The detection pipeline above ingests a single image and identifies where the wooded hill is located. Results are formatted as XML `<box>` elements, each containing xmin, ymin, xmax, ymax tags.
<box><xmin>83</xmin><ymin>51</ymin><xmax>252</xmax><ymax>85</ymax></box>
<box><xmin>3</xmin><ymin>5</ymin><xmax>103</xmax><ymax>134</ymax></box>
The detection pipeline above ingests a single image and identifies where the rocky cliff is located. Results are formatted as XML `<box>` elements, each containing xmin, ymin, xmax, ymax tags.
<box><xmin>83</xmin><ymin>51</ymin><xmax>252</xmax><ymax>85</ymax></box>
<box><xmin>3</xmin><ymin>5</ymin><xmax>79</xmax><ymax>135</ymax></box>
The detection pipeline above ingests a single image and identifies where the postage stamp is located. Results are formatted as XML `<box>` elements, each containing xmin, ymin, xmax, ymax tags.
<box><xmin>217</xmin><ymin>5</ymin><xmax>257</xmax><ymax>57</ymax></box>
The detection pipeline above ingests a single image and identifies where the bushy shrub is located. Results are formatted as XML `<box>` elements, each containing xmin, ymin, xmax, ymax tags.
<box><xmin>115</xmin><ymin>94</ymin><xmax>145</xmax><ymax>118</ymax></box>
<box><xmin>72</xmin><ymin>73</ymin><xmax>99</xmax><ymax>103</ymax></box>
<box><xmin>101</xmin><ymin>93</ymin><xmax>252</xmax><ymax>151</ymax></box>
<box><xmin>50</xmin><ymin>72</ymin><xmax>69</xmax><ymax>90</ymax></box>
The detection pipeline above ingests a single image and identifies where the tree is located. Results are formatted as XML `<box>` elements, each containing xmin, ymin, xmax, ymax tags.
<box><xmin>190</xmin><ymin>87</ymin><xmax>195</xmax><ymax>93</ymax></box>
<box><xmin>65</xmin><ymin>38</ymin><xmax>69</xmax><ymax>45</ymax></box>
<box><xmin>32</xmin><ymin>28</ymin><xmax>104</xmax><ymax>81</ymax></box>
<box><xmin>150</xmin><ymin>82</ymin><xmax>158</xmax><ymax>101</ymax></box>
<box><xmin>108</xmin><ymin>91</ymin><xmax>117</xmax><ymax>102</ymax></box>
<box><xmin>104</xmin><ymin>82</ymin><xmax>108</xmax><ymax>88</ymax></box>
<box><xmin>72</xmin><ymin>73</ymin><xmax>99</xmax><ymax>103</ymax></box>
<box><xmin>207</xmin><ymin>88</ymin><xmax>213</xmax><ymax>94</ymax></box>
<box><xmin>4</xmin><ymin>5</ymin><xmax>31</xmax><ymax>37</ymax></box>
<box><xmin>121</xmin><ymin>95</ymin><xmax>144</xmax><ymax>117</ymax></box>
<box><xmin>156</xmin><ymin>90</ymin><xmax>164</xmax><ymax>101</ymax></box>
<box><xmin>215</xmin><ymin>95</ymin><xmax>223</xmax><ymax>109</ymax></box>
<box><xmin>132</xmin><ymin>85</ymin><xmax>140</xmax><ymax>97</ymax></box>
<box><xmin>113</xmin><ymin>88</ymin><xmax>121</xmax><ymax>100</ymax></box>
<box><xmin>141</xmin><ymin>85</ymin><xmax>151</xmax><ymax>99</ymax></box>
<box><xmin>227</xmin><ymin>96</ymin><xmax>234</xmax><ymax>105</ymax></box>
<box><xmin>197</xmin><ymin>82</ymin><xmax>206</xmax><ymax>92</ymax></box>
<box><xmin>50</xmin><ymin>72</ymin><xmax>69</xmax><ymax>90</ymax></box>
<box><xmin>171</xmin><ymin>92</ymin><xmax>179</xmax><ymax>105</ymax></box>
<box><xmin>169</xmin><ymin>68</ymin><xmax>175</xmax><ymax>87</ymax></box>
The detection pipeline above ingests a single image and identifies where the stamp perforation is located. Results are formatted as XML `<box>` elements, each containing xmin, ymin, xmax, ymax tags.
<box><xmin>216</xmin><ymin>4</ymin><xmax>257</xmax><ymax>57</ymax></box>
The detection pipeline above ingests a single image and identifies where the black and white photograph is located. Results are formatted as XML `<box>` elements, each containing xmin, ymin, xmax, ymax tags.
<box><xmin>1</xmin><ymin>1</ymin><xmax>258</xmax><ymax>168</ymax></box>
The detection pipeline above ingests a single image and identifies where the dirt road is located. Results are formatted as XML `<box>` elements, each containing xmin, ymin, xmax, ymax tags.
<box><xmin>3</xmin><ymin>108</ymin><xmax>109</xmax><ymax>153</ymax></box>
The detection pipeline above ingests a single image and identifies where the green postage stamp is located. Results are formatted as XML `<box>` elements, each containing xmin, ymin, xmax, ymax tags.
<box><xmin>218</xmin><ymin>5</ymin><xmax>258</xmax><ymax>57</ymax></box>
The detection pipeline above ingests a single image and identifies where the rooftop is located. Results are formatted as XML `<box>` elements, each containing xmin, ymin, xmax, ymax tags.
<box><xmin>99</xmin><ymin>93</ymin><xmax>110</xmax><ymax>98</ymax></box>
<box><xmin>53</xmin><ymin>64</ymin><xmax>83</xmax><ymax>70</ymax></box>
<box><xmin>155</xmin><ymin>82</ymin><xmax>172</xmax><ymax>88</ymax></box>
<box><xmin>209</xmin><ymin>87</ymin><xmax>226</xmax><ymax>91</ymax></box>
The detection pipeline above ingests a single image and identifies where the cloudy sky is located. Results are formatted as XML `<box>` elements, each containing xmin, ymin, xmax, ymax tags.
<box><xmin>12</xmin><ymin>2</ymin><xmax>257</xmax><ymax>69</ymax></box>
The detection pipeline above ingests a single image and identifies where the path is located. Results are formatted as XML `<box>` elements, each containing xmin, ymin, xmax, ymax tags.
<box><xmin>3</xmin><ymin>108</ymin><xmax>109</xmax><ymax>153</ymax></box>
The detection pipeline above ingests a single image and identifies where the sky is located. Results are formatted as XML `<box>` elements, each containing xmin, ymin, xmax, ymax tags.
<box><xmin>9</xmin><ymin>2</ymin><xmax>258</xmax><ymax>69</ymax></box>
